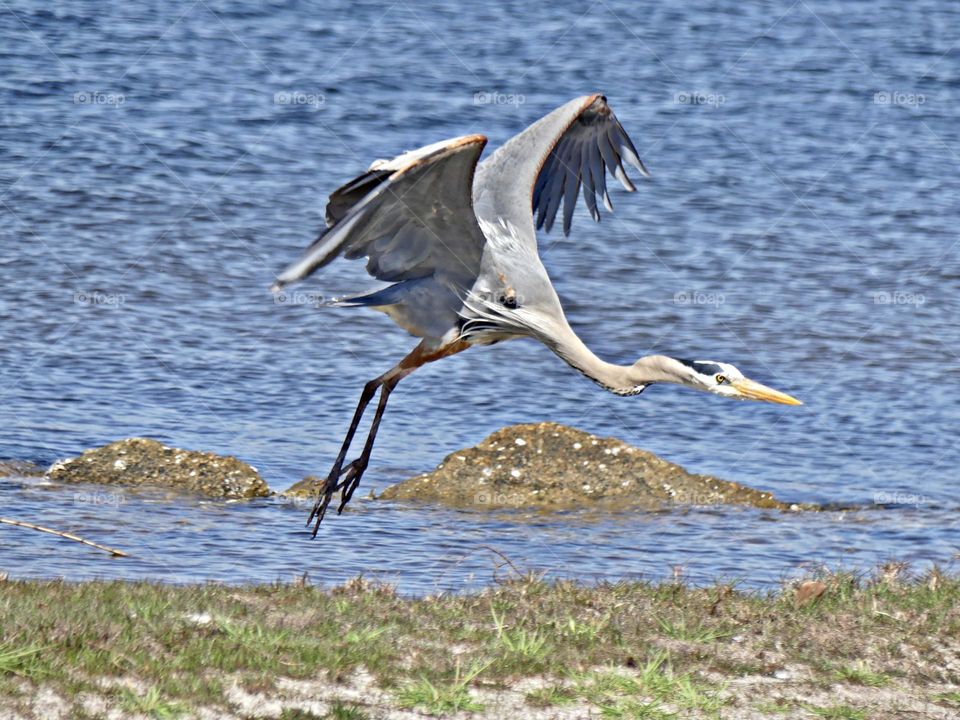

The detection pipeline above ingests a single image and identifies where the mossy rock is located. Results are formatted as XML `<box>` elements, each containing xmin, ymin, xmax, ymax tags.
<box><xmin>0</xmin><ymin>460</ymin><xmax>44</xmax><ymax>478</ymax></box>
<box><xmin>380</xmin><ymin>422</ymin><xmax>804</xmax><ymax>512</ymax></box>
<box><xmin>46</xmin><ymin>438</ymin><xmax>269</xmax><ymax>499</ymax></box>
<box><xmin>282</xmin><ymin>475</ymin><xmax>323</xmax><ymax>498</ymax></box>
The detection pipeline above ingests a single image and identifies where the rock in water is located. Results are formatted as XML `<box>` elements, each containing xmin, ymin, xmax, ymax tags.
<box><xmin>282</xmin><ymin>475</ymin><xmax>322</xmax><ymax>498</ymax></box>
<box><xmin>0</xmin><ymin>460</ymin><xmax>44</xmax><ymax>478</ymax></box>
<box><xmin>46</xmin><ymin>438</ymin><xmax>269</xmax><ymax>499</ymax></box>
<box><xmin>379</xmin><ymin>422</ymin><xmax>791</xmax><ymax>511</ymax></box>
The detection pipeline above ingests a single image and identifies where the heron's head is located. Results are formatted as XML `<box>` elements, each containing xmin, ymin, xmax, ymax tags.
<box><xmin>676</xmin><ymin>358</ymin><xmax>801</xmax><ymax>405</ymax></box>
<box><xmin>630</xmin><ymin>356</ymin><xmax>802</xmax><ymax>405</ymax></box>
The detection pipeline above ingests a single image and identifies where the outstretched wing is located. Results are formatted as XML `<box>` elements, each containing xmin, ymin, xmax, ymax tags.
<box><xmin>474</xmin><ymin>94</ymin><xmax>648</xmax><ymax>240</ymax></box>
<box><xmin>272</xmin><ymin>135</ymin><xmax>489</xmax><ymax>291</ymax></box>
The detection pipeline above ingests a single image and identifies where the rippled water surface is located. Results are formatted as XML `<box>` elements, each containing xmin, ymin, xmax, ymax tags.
<box><xmin>1</xmin><ymin>0</ymin><xmax>958</xmax><ymax>593</ymax></box>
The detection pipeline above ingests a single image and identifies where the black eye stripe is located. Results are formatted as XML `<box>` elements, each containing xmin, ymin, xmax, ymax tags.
<box><xmin>679</xmin><ymin>359</ymin><xmax>724</xmax><ymax>376</ymax></box>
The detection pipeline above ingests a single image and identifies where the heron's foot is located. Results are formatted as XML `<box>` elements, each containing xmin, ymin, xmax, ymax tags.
<box><xmin>307</xmin><ymin>476</ymin><xmax>336</xmax><ymax>536</ymax></box>
<box><xmin>336</xmin><ymin>457</ymin><xmax>369</xmax><ymax>513</ymax></box>
<box><xmin>306</xmin><ymin>458</ymin><xmax>347</xmax><ymax>534</ymax></box>
<box><xmin>307</xmin><ymin>457</ymin><xmax>370</xmax><ymax>536</ymax></box>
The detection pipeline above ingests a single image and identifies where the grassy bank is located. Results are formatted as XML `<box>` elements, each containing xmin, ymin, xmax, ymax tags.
<box><xmin>0</xmin><ymin>568</ymin><xmax>958</xmax><ymax>719</ymax></box>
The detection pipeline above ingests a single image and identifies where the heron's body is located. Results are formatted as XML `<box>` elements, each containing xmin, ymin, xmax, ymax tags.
<box><xmin>272</xmin><ymin>94</ymin><xmax>801</xmax><ymax>532</ymax></box>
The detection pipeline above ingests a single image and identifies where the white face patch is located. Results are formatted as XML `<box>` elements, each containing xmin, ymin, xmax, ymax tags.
<box><xmin>700</xmin><ymin>362</ymin><xmax>747</xmax><ymax>398</ymax></box>
<box><xmin>667</xmin><ymin>358</ymin><xmax>749</xmax><ymax>395</ymax></box>
<box><xmin>685</xmin><ymin>360</ymin><xmax>743</xmax><ymax>385</ymax></box>
<box><xmin>712</xmin><ymin>362</ymin><xmax>744</xmax><ymax>382</ymax></box>
<box><xmin>683</xmin><ymin>360</ymin><xmax>746</xmax><ymax>394</ymax></box>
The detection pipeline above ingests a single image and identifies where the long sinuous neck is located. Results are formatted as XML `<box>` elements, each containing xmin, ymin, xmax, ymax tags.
<box><xmin>543</xmin><ymin>320</ymin><xmax>686</xmax><ymax>396</ymax></box>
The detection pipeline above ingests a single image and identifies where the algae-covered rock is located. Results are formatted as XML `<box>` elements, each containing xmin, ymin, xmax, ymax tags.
<box><xmin>380</xmin><ymin>422</ymin><xmax>794</xmax><ymax>511</ymax></box>
<box><xmin>282</xmin><ymin>475</ymin><xmax>322</xmax><ymax>498</ymax></box>
<box><xmin>46</xmin><ymin>438</ymin><xmax>269</xmax><ymax>499</ymax></box>
<box><xmin>0</xmin><ymin>460</ymin><xmax>44</xmax><ymax>478</ymax></box>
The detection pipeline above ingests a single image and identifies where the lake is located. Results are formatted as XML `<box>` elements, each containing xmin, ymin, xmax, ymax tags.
<box><xmin>1</xmin><ymin>0</ymin><xmax>958</xmax><ymax>593</ymax></box>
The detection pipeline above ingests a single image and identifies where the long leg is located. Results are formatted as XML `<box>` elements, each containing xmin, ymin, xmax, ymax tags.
<box><xmin>335</xmin><ymin>372</ymin><xmax>405</xmax><ymax>512</ymax></box>
<box><xmin>307</xmin><ymin>372</ymin><xmax>408</xmax><ymax>536</ymax></box>
<box><xmin>308</xmin><ymin>338</ymin><xmax>471</xmax><ymax>535</ymax></box>
<box><xmin>305</xmin><ymin>377</ymin><xmax>381</xmax><ymax>530</ymax></box>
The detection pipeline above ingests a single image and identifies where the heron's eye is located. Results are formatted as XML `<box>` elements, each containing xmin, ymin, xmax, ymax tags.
<box><xmin>715</xmin><ymin>374</ymin><xmax>727</xmax><ymax>385</ymax></box>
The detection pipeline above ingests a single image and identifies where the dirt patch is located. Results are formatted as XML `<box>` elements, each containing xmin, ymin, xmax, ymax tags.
<box><xmin>379</xmin><ymin>422</ymin><xmax>808</xmax><ymax>511</ymax></box>
<box><xmin>45</xmin><ymin>438</ymin><xmax>269</xmax><ymax>499</ymax></box>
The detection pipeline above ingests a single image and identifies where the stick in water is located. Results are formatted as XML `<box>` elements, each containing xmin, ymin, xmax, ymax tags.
<box><xmin>0</xmin><ymin>517</ymin><xmax>129</xmax><ymax>557</ymax></box>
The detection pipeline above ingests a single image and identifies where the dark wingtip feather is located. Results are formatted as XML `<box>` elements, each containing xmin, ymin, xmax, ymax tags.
<box><xmin>612</xmin><ymin>123</ymin><xmax>650</xmax><ymax>179</ymax></box>
<box><xmin>529</xmin><ymin>96</ymin><xmax>649</xmax><ymax>234</ymax></box>
<box><xmin>627</xmin><ymin>152</ymin><xmax>651</xmax><ymax>178</ymax></box>
<box><xmin>613</xmin><ymin>164</ymin><xmax>636</xmax><ymax>192</ymax></box>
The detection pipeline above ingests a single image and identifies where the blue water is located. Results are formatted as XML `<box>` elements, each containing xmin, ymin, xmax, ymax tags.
<box><xmin>1</xmin><ymin>0</ymin><xmax>958</xmax><ymax>593</ymax></box>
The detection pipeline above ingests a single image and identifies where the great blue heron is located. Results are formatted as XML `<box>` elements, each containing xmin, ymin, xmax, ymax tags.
<box><xmin>272</xmin><ymin>94</ymin><xmax>802</xmax><ymax>534</ymax></box>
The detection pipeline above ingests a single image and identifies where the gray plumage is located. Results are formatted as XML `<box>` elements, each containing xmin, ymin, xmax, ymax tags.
<box><xmin>271</xmin><ymin>94</ymin><xmax>801</xmax><ymax>533</ymax></box>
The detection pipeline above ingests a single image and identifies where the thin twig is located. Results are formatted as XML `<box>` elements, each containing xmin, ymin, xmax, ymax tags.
<box><xmin>0</xmin><ymin>517</ymin><xmax>129</xmax><ymax>557</ymax></box>
<box><xmin>425</xmin><ymin>545</ymin><xmax>530</xmax><ymax>594</ymax></box>
<box><xmin>477</xmin><ymin>545</ymin><xmax>525</xmax><ymax>579</ymax></box>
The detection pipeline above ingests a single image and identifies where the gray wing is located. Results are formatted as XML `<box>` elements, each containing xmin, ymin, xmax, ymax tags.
<box><xmin>474</xmin><ymin>94</ymin><xmax>648</xmax><ymax>241</ymax></box>
<box><xmin>272</xmin><ymin>135</ymin><xmax>489</xmax><ymax>291</ymax></box>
